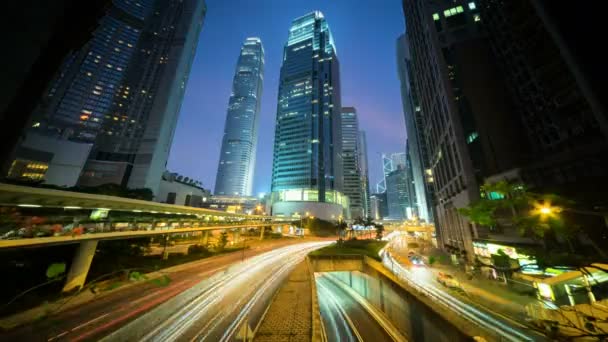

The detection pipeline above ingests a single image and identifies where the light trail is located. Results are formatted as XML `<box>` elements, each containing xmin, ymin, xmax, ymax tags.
<box><xmin>317</xmin><ymin>276</ymin><xmax>361</xmax><ymax>342</ymax></box>
<box><xmin>383</xmin><ymin>252</ymin><xmax>538</xmax><ymax>341</ymax></box>
<box><xmin>106</xmin><ymin>242</ymin><xmax>331</xmax><ymax>342</ymax></box>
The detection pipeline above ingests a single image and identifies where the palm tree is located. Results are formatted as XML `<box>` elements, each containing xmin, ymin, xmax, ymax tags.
<box><xmin>336</xmin><ymin>221</ymin><xmax>348</xmax><ymax>243</ymax></box>
<box><xmin>459</xmin><ymin>181</ymin><xmax>584</xmax><ymax>254</ymax></box>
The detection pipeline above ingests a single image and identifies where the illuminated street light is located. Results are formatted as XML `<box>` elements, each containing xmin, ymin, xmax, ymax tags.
<box><xmin>539</xmin><ymin>206</ymin><xmax>553</xmax><ymax>215</ymax></box>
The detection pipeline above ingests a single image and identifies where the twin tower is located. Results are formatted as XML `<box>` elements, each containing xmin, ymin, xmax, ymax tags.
<box><xmin>215</xmin><ymin>12</ymin><xmax>350</xmax><ymax>220</ymax></box>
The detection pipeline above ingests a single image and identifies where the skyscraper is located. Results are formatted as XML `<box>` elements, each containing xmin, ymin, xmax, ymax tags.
<box><xmin>341</xmin><ymin>107</ymin><xmax>363</xmax><ymax>219</ymax></box>
<box><xmin>477</xmin><ymin>0</ymin><xmax>608</xmax><ymax>207</ymax></box>
<box><xmin>386</xmin><ymin>165</ymin><xmax>411</xmax><ymax>220</ymax></box>
<box><xmin>270</xmin><ymin>11</ymin><xmax>347</xmax><ymax>220</ymax></box>
<box><xmin>30</xmin><ymin>0</ymin><xmax>155</xmax><ymax>142</ymax></box>
<box><xmin>402</xmin><ymin>0</ymin><xmax>526</xmax><ymax>259</ymax></box>
<box><xmin>357</xmin><ymin>131</ymin><xmax>371</xmax><ymax>218</ymax></box>
<box><xmin>396</xmin><ymin>33</ymin><xmax>432</xmax><ymax>223</ymax></box>
<box><xmin>215</xmin><ymin>38</ymin><xmax>264</xmax><ymax>196</ymax></box>
<box><xmin>78</xmin><ymin>0</ymin><xmax>207</xmax><ymax>195</ymax></box>
<box><xmin>8</xmin><ymin>0</ymin><xmax>155</xmax><ymax>186</ymax></box>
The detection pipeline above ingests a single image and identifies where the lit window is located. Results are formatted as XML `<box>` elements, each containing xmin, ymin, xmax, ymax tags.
<box><xmin>457</xmin><ymin>6</ymin><xmax>464</xmax><ymax>13</ymax></box>
<box><xmin>474</xmin><ymin>14</ymin><xmax>481</xmax><ymax>22</ymax></box>
<box><xmin>467</xmin><ymin>132</ymin><xmax>479</xmax><ymax>143</ymax></box>
<box><xmin>469</xmin><ymin>2</ymin><xmax>476</xmax><ymax>10</ymax></box>
<box><xmin>433</xmin><ymin>13</ymin><xmax>440</xmax><ymax>21</ymax></box>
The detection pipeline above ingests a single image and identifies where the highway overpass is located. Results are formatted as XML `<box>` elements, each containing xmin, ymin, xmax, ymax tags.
<box><xmin>0</xmin><ymin>183</ymin><xmax>291</xmax><ymax>292</ymax></box>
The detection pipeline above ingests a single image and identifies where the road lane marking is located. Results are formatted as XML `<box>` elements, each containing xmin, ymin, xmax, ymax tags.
<box><xmin>47</xmin><ymin>331</ymin><xmax>69</xmax><ymax>341</ymax></box>
<box><xmin>317</xmin><ymin>279</ymin><xmax>363</xmax><ymax>342</ymax></box>
<box><xmin>70</xmin><ymin>313</ymin><xmax>110</xmax><ymax>331</ymax></box>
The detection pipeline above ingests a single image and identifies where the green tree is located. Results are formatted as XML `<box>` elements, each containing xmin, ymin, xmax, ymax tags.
<box><xmin>336</xmin><ymin>221</ymin><xmax>348</xmax><ymax>242</ymax></box>
<box><xmin>458</xmin><ymin>181</ymin><xmax>577</xmax><ymax>249</ymax></box>
<box><xmin>375</xmin><ymin>223</ymin><xmax>385</xmax><ymax>240</ymax></box>
<box><xmin>217</xmin><ymin>231</ymin><xmax>229</xmax><ymax>251</ymax></box>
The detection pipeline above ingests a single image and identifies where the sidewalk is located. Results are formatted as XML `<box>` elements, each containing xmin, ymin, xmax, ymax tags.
<box><xmin>432</xmin><ymin>263</ymin><xmax>535</xmax><ymax>319</ymax></box>
<box><xmin>253</xmin><ymin>261</ymin><xmax>312</xmax><ymax>342</ymax></box>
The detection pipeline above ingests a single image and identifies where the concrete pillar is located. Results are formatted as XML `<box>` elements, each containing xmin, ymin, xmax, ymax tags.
<box><xmin>259</xmin><ymin>226</ymin><xmax>265</xmax><ymax>240</ymax></box>
<box><xmin>62</xmin><ymin>240</ymin><xmax>98</xmax><ymax>293</ymax></box>
<box><xmin>233</xmin><ymin>229</ymin><xmax>240</xmax><ymax>244</ymax></box>
<box><xmin>200</xmin><ymin>230</ymin><xmax>209</xmax><ymax>246</ymax></box>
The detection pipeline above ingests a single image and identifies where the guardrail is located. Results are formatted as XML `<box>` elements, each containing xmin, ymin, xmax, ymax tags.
<box><xmin>0</xmin><ymin>223</ymin><xmax>284</xmax><ymax>249</ymax></box>
<box><xmin>306</xmin><ymin>257</ymin><xmax>327</xmax><ymax>342</ymax></box>
<box><xmin>380</xmin><ymin>252</ymin><xmax>536</xmax><ymax>342</ymax></box>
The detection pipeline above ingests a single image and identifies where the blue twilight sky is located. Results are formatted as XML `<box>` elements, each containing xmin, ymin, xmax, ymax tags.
<box><xmin>167</xmin><ymin>0</ymin><xmax>407</xmax><ymax>196</ymax></box>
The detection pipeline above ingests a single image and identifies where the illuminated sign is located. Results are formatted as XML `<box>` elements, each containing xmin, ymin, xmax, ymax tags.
<box><xmin>90</xmin><ymin>209</ymin><xmax>109</xmax><ymax>220</ymax></box>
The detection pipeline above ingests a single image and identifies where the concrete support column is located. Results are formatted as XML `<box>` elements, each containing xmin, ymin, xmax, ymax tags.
<box><xmin>62</xmin><ymin>240</ymin><xmax>98</xmax><ymax>293</ymax></box>
<box><xmin>200</xmin><ymin>230</ymin><xmax>209</xmax><ymax>246</ymax></box>
<box><xmin>259</xmin><ymin>226</ymin><xmax>265</xmax><ymax>240</ymax></box>
<box><xmin>233</xmin><ymin>229</ymin><xmax>240</xmax><ymax>244</ymax></box>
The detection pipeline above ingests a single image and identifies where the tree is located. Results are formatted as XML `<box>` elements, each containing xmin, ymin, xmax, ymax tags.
<box><xmin>217</xmin><ymin>231</ymin><xmax>229</xmax><ymax>251</ymax></box>
<box><xmin>458</xmin><ymin>181</ymin><xmax>577</xmax><ymax>248</ymax></box>
<box><xmin>375</xmin><ymin>223</ymin><xmax>385</xmax><ymax>240</ymax></box>
<box><xmin>336</xmin><ymin>221</ymin><xmax>348</xmax><ymax>242</ymax></box>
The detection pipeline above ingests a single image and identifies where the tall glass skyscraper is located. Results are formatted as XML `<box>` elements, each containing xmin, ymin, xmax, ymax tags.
<box><xmin>357</xmin><ymin>130</ymin><xmax>371</xmax><ymax>218</ymax></box>
<box><xmin>79</xmin><ymin>0</ymin><xmax>207</xmax><ymax>194</ymax></box>
<box><xmin>270</xmin><ymin>11</ymin><xmax>345</xmax><ymax>220</ymax></box>
<box><xmin>341</xmin><ymin>107</ymin><xmax>363</xmax><ymax>218</ymax></box>
<box><xmin>215</xmin><ymin>38</ymin><xmax>264</xmax><ymax>196</ymax></box>
<box><xmin>31</xmin><ymin>0</ymin><xmax>155</xmax><ymax>142</ymax></box>
<box><xmin>397</xmin><ymin>33</ymin><xmax>432</xmax><ymax>222</ymax></box>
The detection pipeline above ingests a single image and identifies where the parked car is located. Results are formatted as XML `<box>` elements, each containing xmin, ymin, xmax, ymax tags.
<box><xmin>409</xmin><ymin>255</ymin><xmax>424</xmax><ymax>266</ymax></box>
<box><xmin>436</xmin><ymin>272</ymin><xmax>460</xmax><ymax>288</ymax></box>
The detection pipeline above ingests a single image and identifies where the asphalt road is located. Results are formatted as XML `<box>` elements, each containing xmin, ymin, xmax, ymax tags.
<box><xmin>0</xmin><ymin>238</ymin><xmax>314</xmax><ymax>342</ymax></box>
<box><xmin>317</xmin><ymin>274</ymin><xmax>394</xmax><ymax>342</ymax></box>
<box><xmin>102</xmin><ymin>242</ymin><xmax>331</xmax><ymax>341</ymax></box>
<box><xmin>383</xmin><ymin>249</ymin><xmax>547</xmax><ymax>341</ymax></box>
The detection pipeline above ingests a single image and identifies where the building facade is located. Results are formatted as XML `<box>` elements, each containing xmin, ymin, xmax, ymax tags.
<box><xmin>270</xmin><ymin>11</ymin><xmax>346</xmax><ymax>220</ymax></box>
<box><xmin>396</xmin><ymin>33</ymin><xmax>432</xmax><ymax>223</ymax></box>
<box><xmin>477</xmin><ymin>0</ymin><xmax>608</xmax><ymax>209</ymax></box>
<box><xmin>214</xmin><ymin>38</ymin><xmax>264</xmax><ymax>196</ymax></box>
<box><xmin>158</xmin><ymin>171</ymin><xmax>210</xmax><ymax>207</ymax></box>
<box><xmin>370</xmin><ymin>192</ymin><xmax>388</xmax><ymax>221</ymax></box>
<box><xmin>79</xmin><ymin>0</ymin><xmax>207</xmax><ymax>195</ymax></box>
<box><xmin>29</xmin><ymin>0</ymin><xmax>155</xmax><ymax>143</ymax></box>
<box><xmin>386</xmin><ymin>165</ymin><xmax>411</xmax><ymax>220</ymax></box>
<box><xmin>8</xmin><ymin>133</ymin><xmax>92</xmax><ymax>187</ymax></box>
<box><xmin>341</xmin><ymin>107</ymin><xmax>364</xmax><ymax>219</ymax></box>
<box><xmin>357</xmin><ymin>130</ymin><xmax>371</xmax><ymax>218</ymax></box>
<box><xmin>402</xmin><ymin>0</ymin><xmax>525</xmax><ymax>259</ymax></box>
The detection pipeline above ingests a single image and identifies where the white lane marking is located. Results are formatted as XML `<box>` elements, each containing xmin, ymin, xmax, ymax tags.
<box><xmin>146</xmin><ymin>243</ymin><xmax>329</xmax><ymax>341</ymax></box>
<box><xmin>70</xmin><ymin>313</ymin><xmax>110</xmax><ymax>331</ymax></box>
<box><xmin>47</xmin><ymin>331</ymin><xmax>69</xmax><ymax>341</ymax></box>
<box><xmin>317</xmin><ymin>278</ymin><xmax>363</xmax><ymax>342</ymax></box>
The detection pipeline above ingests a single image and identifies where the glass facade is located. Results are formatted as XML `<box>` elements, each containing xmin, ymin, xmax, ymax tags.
<box><xmin>357</xmin><ymin>131</ymin><xmax>371</xmax><ymax>217</ymax></box>
<box><xmin>32</xmin><ymin>0</ymin><xmax>155</xmax><ymax>142</ymax></box>
<box><xmin>386</xmin><ymin>166</ymin><xmax>411</xmax><ymax>220</ymax></box>
<box><xmin>215</xmin><ymin>38</ymin><xmax>264</xmax><ymax>196</ymax></box>
<box><xmin>396</xmin><ymin>34</ymin><xmax>432</xmax><ymax>222</ymax></box>
<box><xmin>341</xmin><ymin>107</ymin><xmax>364</xmax><ymax>218</ymax></box>
<box><xmin>271</xmin><ymin>11</ymin><xmax>342</xmax><ymax>203</ymax></box>
<box><xmin>78</xmin><ymin>0</ymin><xmax>207</xmax><ymax>194</ymax></box>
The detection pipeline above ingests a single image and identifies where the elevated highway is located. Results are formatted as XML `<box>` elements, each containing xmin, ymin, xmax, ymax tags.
<box><xmin>0</xmin><ymin>183</ymin><xmax>290</xmax><ymax>292</ymax></box>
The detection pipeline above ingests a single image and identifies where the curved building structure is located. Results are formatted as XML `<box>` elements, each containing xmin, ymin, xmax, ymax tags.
<box><xmin>215</xmin><ymin>38</ymin><xmax>264</xmax><ymax>196</ymax></box>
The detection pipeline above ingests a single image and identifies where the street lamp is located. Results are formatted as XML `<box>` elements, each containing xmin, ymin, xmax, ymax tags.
<box><xmin>539</xmin><ymin>206</ymin><xmax>553</xmax><ymax>215</ymax></box>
